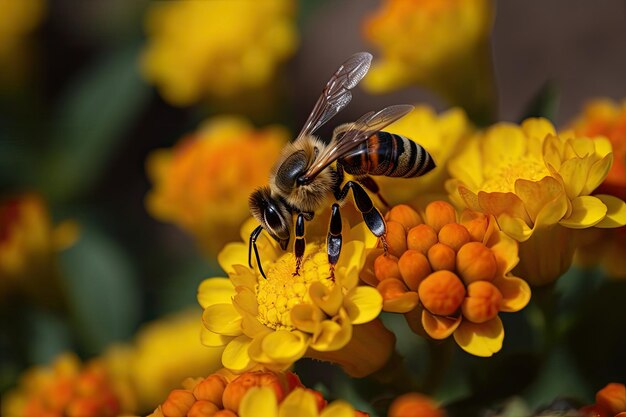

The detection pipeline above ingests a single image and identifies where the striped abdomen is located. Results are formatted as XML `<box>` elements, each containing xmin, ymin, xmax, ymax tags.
<box><xmin>339</xmin><ymin>131</ymin><xmax>436</xmax><ymax>178</ymax></box>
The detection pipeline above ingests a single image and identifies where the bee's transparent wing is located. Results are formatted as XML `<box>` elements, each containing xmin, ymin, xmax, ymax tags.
<box><xmin>301</xmin><ymin>104</ymin><xmax>414</xmax><ymax>181</ymax></box>
<box><xmin>296</xmin><ymin>52</ymin><xmax>372</xmax><ymax>140</ymax></box>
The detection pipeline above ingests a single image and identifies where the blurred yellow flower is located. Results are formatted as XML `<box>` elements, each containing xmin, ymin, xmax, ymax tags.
<box><xmin>145</xmin><ymin>117</ymin><xmax>287</xmax><ymax>255</ymax></box>
<box><xmin>566</xmin><ymin>99</ymin><xmax>626</xmax><ymax>279</ymax></box>
<box><xmin>141</xmin><ymin>0</ymin><xmax>298</xmax><ymax>106</ymax></box>
<box><xmin>105</xmin><ymin>309</ymin><xmax>224</xmax><ymax>413</ymax></box>
<box><xmin>364</xmin><ymin>202</ymin><xmax>530</xmax><ymax>357</ymax></box>
<box><xmin>362</xmin><ymin>0</ymin><xmax>496</xmax><ymax>123</ymax></box>
<box><xmin>1</xmin><ymin>353</ymin><xmax>133</xmax><ymax>417</ymax></box>
<box><xmin>0</xmin><ymin>193</ymin><xmax>78</xmax><ymax>308</ymax></box>
<box><xmin>371</xmin><ymin>105</ymin><xmax>473</xmax><ymax>206</ymax></box>
<box><xmin>198</xmin><ymin>214</ymin><xmax>394</xmax><ymax>377</ymax></box>
<box><xmin>149</xmin><ymin>369</ymin><xmax>365</xmax><ymax>417</ymax></box>
<box><xmin>446</xmin><ymin>118</ymin><xmax>626</xmax><ymax>285</ymax></box>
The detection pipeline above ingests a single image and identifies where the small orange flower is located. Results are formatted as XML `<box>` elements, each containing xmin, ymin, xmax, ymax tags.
<box><xmin>388</xmin><ymin>393</ymin><xmax>445</xmax><ymax>417</ymax></box>
<box><xmin>363</xmin><ymin>202</ymin><xmax>531</xmax><ymax>357</ymax></box>
<box><xmin>581</xmin><ymin>383</ymin><xmax>626</xmax><ymax>417</ymax></box>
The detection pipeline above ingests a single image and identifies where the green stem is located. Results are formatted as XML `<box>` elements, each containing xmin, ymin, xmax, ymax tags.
<box><xmin>420</xmin><ymin>338</ymin><xmax>454</xmax><ymax>395</ymax></box>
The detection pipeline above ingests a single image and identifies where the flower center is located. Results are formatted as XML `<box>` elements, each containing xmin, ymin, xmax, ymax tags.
<box><xmin>481</xmin><ymin>158</ymin><xmax>549</xmax><ymax>193</ymax></box>
<box><xmin>256</xmin><ymin>244</ymin><xmax>334</xmax><ymax>331</ymax></box>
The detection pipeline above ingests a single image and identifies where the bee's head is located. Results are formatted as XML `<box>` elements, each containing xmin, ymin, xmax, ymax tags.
<box><xmin>249</xmin><ymin>187</ymin><xmax>291</xmax><ymax>250</ymax></box>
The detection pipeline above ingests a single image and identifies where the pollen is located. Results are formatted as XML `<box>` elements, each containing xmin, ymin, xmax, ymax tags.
<box><xmin>482</xmin><ymin>158</ymin><xmax>549</xmax><ymax>193</ymax></box>
<box><xmin>256</xmin><ymin>244</ymin><xmax>334</xmax><ymax>331</ymax></box>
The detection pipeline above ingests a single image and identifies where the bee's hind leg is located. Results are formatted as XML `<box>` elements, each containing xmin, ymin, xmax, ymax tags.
<box><xmin>249</xmin><ymin>225</ymin><xmax>267</xmax><ymax>279</ymax></box>
<box><xmin>327</xmin><ymin>203</ymin><xmax>342</xmax><ymax>280</ymax></box>
<box><xmin>357</xmin><ymin>175</ymin><xmax>390</xmax><ymax>209</ymax></box>
<box><xmin>293</xmin><ymin>213</ymin><xmax>306</xmax><ymax>276</ymax></box>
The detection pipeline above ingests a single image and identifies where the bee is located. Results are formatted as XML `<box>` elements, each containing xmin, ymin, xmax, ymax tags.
<box><xmin>248</xmin><ymin>52</ymin><xmax>435</xmax><ymax>278</ymax></box>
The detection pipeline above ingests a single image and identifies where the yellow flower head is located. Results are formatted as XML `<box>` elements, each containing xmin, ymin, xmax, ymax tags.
<box><xmin>148</xmin><ymin>369</ymin><xmax>366</xmax><ymax>417</ymax></box>
<box><xmin>198</xmin><ymin>213</ymin><xmax>394</xmax><ymax>377</ymax></box>
<box><xmin>145</xmin><ymin>117</ymin><xmax>287</xmax><ymax>255</ymax></box>
<box><xmin>446</xmin><ymin>118</ymin><xmax>626</xmax><ymax>285</ymax></box>
<box><xmin>363</xmin><ymin>202</ymin><xmax>530</xmax><ymax>357</ymax></box>
<box><xmin>362</xmin><ymin>0</ymin><xmax>495</xmax><ymax>122</ymax></box>
<box><xmin>106</xmin><ymin>309</ymin><xmax>224</xmax><ymax>412</ymax></box>
<box><xmin>0</xmin><ymin>193</ymin><xmax>77</xmax><ymax>306</ymax></box>
<box><xmin>371</xmin><ymin>105</ymin><xmax>474</xmax><ymax>206</ymax></box>
<box><xmin>141</xmin><ymin>0</ymin><xmax>298</xmax><ymax>105</ymax></box>
<box><xmin>1</xmin><ymin>353</ymin><xmax>133</xmax><ymax>417</ymax></box>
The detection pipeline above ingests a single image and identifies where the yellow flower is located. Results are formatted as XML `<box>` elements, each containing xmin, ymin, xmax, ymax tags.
<box><xmin>198</xmin><ymin>213</ymin><xmax>394</xmax><ymax>377</ymax></box>
<box><xmin>362</xmin><ymin>0</ymin><xmax>496</xmax><ymax>123</ymax></box>
<box><xmin>145</xmin><ymin>117</ymin><xmax>287</xmax><ymax>255</ymax></box>
<box><xmin>0</xmin><ymin>193</ymin><xmax>78</xmax><ymax>308</ymax></box>
<box><xmin>369</xmin><ymin>105</ymin><xmax>474</xmax><ymax>206</ymax></box>
<box><xmin>106</xmin><ymin>309</ymin><xmax>224</xmax><ymax>412</ymax></box>
<box><xmin>1</xmin><ymin>353</ymin><xmax>134</xmax><ymax>417</ymax></box>
<box><xmin>141</xmin><ymin>0</ymin><xmax>298</xmax><ymax>106</ymax></box>
<box><xmin>566</xmin><ymin>99</ymin><xmax>626</xmax><ymax>279</ymax></box>
<box><xmin>446</xmin><ymin>118</ymin><xmax>626</xmax><ymax>285</ymax></box>
<box><xmin>364</xmin><ymin>202</ymin><xmax>531</xmax><ymax>357</ymax></box>
<box><xmin>149</xmin><ymin>369</ymin><xmax>365</xmax><ymax>417</ymax></box>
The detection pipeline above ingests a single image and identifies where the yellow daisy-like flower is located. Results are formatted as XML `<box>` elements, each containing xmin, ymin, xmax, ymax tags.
<box><xmin>369</xmin><ymin>105</ymin><xmax>473</xmax><ymax>206</ymax></box>
<box><xmin>1</xmin><ymin>353</ymin><xmax>134</xmax><ymax>417</ymax></box>
<box><xmin>198</xmin><ymin>214</ymin><xmax>393</xmax><ymax>377</ymax></box>
<box><xmin>145</xmin><ymin>117</ymin><xmax>287</xmax><ymax>255</ymax></box>
<box><xmin>362</xmin><ymin>0</ymin><xmax>496</xmax><ymax>123</ymax></box>
<box><xmin>363</xmin><ymin>202</ymin><xmax>530</xmax><ymax>357</ymax></box>
<box><xmin>141</xmin><ymin>0</ymin><xmax>298</xmax><ymax>106</ymax></box>
<box><xmin>445</xmin><ymin>118</ymin><xmax>626</xmax><ymax>286</ymax></box>
<box><xmin>566</xmin><ymin>99</ymin><xmax>626</xmax><ymax>279</ymax></box>
<box><xmin>0</xmin><ymin>193</ymin><xmax>78</xmax><ymax>308</ymax></box>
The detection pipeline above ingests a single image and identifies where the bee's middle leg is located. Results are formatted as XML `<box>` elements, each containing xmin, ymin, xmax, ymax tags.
<box><xmin>293</xmin><ymin>213</ymin><xmax>306</xmax><ymax>276</ymax></box>
<box><xmin>356</xmin><ymin>175</ymin><xmax>390</xmax><ymax>209</ymax></box>
<box><xmin>327</xmin><ymin>203</ymin><xmax>342</xmax><ymax>279</ymax></box>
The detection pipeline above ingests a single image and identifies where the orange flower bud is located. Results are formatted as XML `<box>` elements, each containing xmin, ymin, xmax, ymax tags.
<box><xmin>187</xmin><ymin>400</ymin><xmax>220</xmax><ymax>417</ymax></box>
<box><xmin>418</xmin><ymin>271</ymin><xmax>465</xmax><ymax>316</ymax></box>
<box><xmin>460</xmin><ymin>210</ymin><xmax>489</xmax><ymax>242</ymax></box>
<box><xmin>580</xmin><ymin>404</ymin><xmax>610</xmax><ymax>417</ymax></box>
<box><xmin>388</xmin><ymin>393</ymin><xmax>445</xmax><ymax>417</ymax></box>
<box><xmin>438</xmin><ymin>223</ymin><xmax>471</xmax><ymax>252</ymax></box>
<box><xmin>354</xmin><ymin>411</ymin><xmax>370</xmax><ymax>417</ymax></box>
<box><xmin>193</xmin><ymin>375</ymin><xmax>227</xmax><ymax>407</ymax></box>
<box><xmin>44</xmin><ymin>378</ymin><xmax>74</xmax><ymax>411</ymax></box>
<box><xmin>374</xmin><ymin>254</ymin><xmax>401</xmax><ymax>281</ymax></box>
<box><xmin>456</xmin><ymin>242</ymin><xmax>497</xmax><ymax>284</ymax></box>
<box><xmin>378</xmin><ymin>278</ymin><xmax>419</xmax><ymax>313</ymax></box>
<box><xmin>377</xmin><ymin>278</ymin><xmax>409</xmax><ymax>300</ymax></box>
<box><xmin>385</xmin><ymin>204</ymin><xmax>423</xmax><ymax>230</ymax></box>
<box><xmin>213</xmin><ymin>411</ymin><xmax>237</xmax><ymax>417</ymax></box>
<box><xmin>222</xmin><ymin>371</ymin><xmax>284</xmax><ymax>413</ymax></box>
<box><xmin>425</xmin><ymin>201</ymin><xmax>456</xmax><ymax>233</ymax></box>
<box><xmin>398</xmin><ymin>250</ymin><xmax>431</xmax><ymax>291</ymax></box>
<box><xmin>162</xmin><ymin>389</ymin><xmax>196</xmax><ymax>417</ymax></box>
<box><xmin>285</xmin><ymin>371</ymin><xmax>304</xmax><ymax>392</ymax></box>
<box><xmin>461</xmin><ymin>281</ymin><xmax>502</xmax><ymax>323</ymax></box>
<box><xmin>427</xmin><ymin>243</ymin><xmax>456</xmax><ymax>271</ymax></box>
<box><xmin>386</xmin><ymin>221</ymin><xmax>408</xmax><ymax>257</ymax></box>
<box><xmin>407</xmin><ymin>224</ymin><xmax>438</xmax><ymax>254</ymax></box>
<box><xmin>596</xmin><ymin>383</ymin><xmax>626</xmax><ymax>415</ymax></box>
<box><xmin>66</xmin><ymin>398</ymin><xmax>100</xmax><ymax>417</ymax></box>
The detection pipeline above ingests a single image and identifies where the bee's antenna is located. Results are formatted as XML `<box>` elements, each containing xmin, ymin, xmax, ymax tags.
<box><xmin>249</xmin><ymin>225</ymin><xmax>267</xmax><ymax>279</ymax></box>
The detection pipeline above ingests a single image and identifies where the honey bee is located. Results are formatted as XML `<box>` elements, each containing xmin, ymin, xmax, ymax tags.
<box><xmin>249</xmin><ymin>52</ymin><xmax>435</xmax><ymax>278</ymax></box>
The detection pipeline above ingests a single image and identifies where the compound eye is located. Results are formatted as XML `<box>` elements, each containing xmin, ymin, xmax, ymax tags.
<box><xmin>264</xmin><ymin>206</ymin><xmax>284</xmax><ymax>232</ymax></box>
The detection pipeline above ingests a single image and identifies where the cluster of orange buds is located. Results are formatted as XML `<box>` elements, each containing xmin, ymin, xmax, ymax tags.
<box><xmin>150</xmin><ymin>369</ymin><xmax>368</xmax><ymax>417</ymax></box>
<box><xmin>581</xmin><ymin>383</ymin><xmax>626</xmax><ymax>417</ymax></box>
<box><xmin>362</xmin><ymin>202</ymin><xmax>531</xmax><ymax>357</ymax></box>
<box><xmin>388</xmin><ymin>393</ymin><xmax>446</xmax><ymax>417</ymax></box>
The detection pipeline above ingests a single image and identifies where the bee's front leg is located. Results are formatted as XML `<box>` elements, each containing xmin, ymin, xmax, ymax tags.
<box><xmin>293</xmin><ymin>213</ymin><xmax>306</xmax><ymax>276</ymax></box>
<box><xmin>327</xmin><ymin>203</ymin><xmax>342</xmax><ymax>280</ymax></box>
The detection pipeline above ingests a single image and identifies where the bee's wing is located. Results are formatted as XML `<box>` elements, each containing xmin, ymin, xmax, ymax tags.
<box><xmin>296</xmin><ymin>52</ymin><xmax>372</xmax><ymax>140</ymax></box>
<box><xmin>301</xmin><ymin>104</ymin><xmax>414</xmax><ymax>180</ymax></box>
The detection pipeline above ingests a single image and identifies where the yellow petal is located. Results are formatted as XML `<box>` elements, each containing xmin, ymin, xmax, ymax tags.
<box><xmin>197</xmin><ymin>278</ymin><xmax>235</xmax><ymax>308</ymax></box>
<box><xmin>222</xmin><ymin>335</ymin><xmax>255</xmax><ymax>372</ymax></box>
<box><xmin>239</xmin><ymin>387</ymin><xmax>278</xmax><ymax>417</ymax></box>
<box><xmin>483</xmin><ymin>123</ymin><xmax>527</xmax><ymax>167</ymax></box>
<box><xmin>531</xmin><ymin>187</ymin><xmax>570</xmax><ymax>230</ymax></box>
<box><xmin>542</xmin><ymin>135</ymin><xmax>564</xmax><ymax>171</ymax></box>
<box><xmin>218</xmin><ymin>242</ymin><xmax>248</xmax><ymax>274</ymax></box>
<box><xmin>557</xmin><ymin>158</ymin><xmax>592</xmax><ymax>199</ymax></box>
<box><xmin>233</xmin><ymin>286</ymin><xmax>258</xmax><ymax>317</ymax></box>
<box><xmin>521</xmin><ymin>118</ymin><xmax>556</xmax><ymax>143</ymax></box>
<box><xmin>493</xmin><ymin>275</ymin><xmax>531</xmax><ymax>312</ymax></box>
<box><xmin>291</xmin><ymin>304</ymin><xmax>324</xmax><ymax>334</ymax></box>
<box><xmin>421</xmin><ymin>310</ymin><xmax>462</xmax><ymax>340</ymax></box>
<box><xmin>344</xmin><ymin>286</ymin><xmax>383</xmax><ymax>324</ymax></box>
<box><xmin>335</xmin><ymin>240</ymin><xmax>366</xmax><ymax>290</ymax></box>
<box><xmin>582</xmin><ymin>153</ymin><xmax>613</xmax><ymax>195</ymax></box>
<box><xmin>489</xmin><ymin>233</ymin><xmax>519</xmax><ymax>275</ymax></box>
<box><xmin>261</xmin><ymin>330</ymin><xmax>308</xmax><ymax>363</ymax></box>
<box><xmin>560</xmin><ymin>196</ymin><xmax>607</xmax><ymax>228</ymax></box>
<box><xmin>202</xmin><ymin>304</ymin><xmax>242</xmax><ymax>336</ymax></box>
<box><xmin>594</xmin><ymin>194</ymin><xmax>626</xmax><ymax>228</ymax></box>
<box><xmin>349</xmin><ymin>221</ymin><xmax>379</xmax><ymax>249</ymax></box>
<box><xmin>309</xmin><ymin>282</ymin><xmax>343</xmax><ymax>317</ymax></box>
<box><xmin>310</xmin><ymin>315</ymin><xmax>352</xmax><ymax>352</ymax></box>
<box><xmin>497</xmin><ymin>214</ymin><xmax>533</xmax><ymax>242</ymax></box>
<box><xmin>514</xmin><ymin>176</ymin><xmax>564</xmax><ymax>224</ymax></box>
<box><xmin>240</xmin><ymin>313</ymin><xmax>272</xmax><ymax>339</ymax></box>
<box><xmin>320</xmin><ymin>401</ymin><xmax>355</xmax><ymax>417</ymax></box>
<box><xmin>458</xmin><ymin>185</ymin><xmax>481</xmax><ymax>211</ymax></box>
<box><xmin>448</xmin><ymin>137</ymin><xmax>483</xmax><ymax>189</ymax></box>
<box><xmin>230</xmin><ymin>264</ymin><xmax>258</xmax><ymax>290</ymax></box>
<box><xmin>278</xmin><ymin>388</ymin><xmax>318</xmax><ymax>417</ymax></box>
<box><xmin>453</xmin><ymin>316</ymin><xmax>504</xmax><ymax>357</ymax></box>
<box><xmin>200</xmin><ymin>327</ymin><xmax>234</xmax><ymax>347</ymax></box>
<box><xmin>478</xmin><ymin>191</ymin><xmax>530</xmax><ymax>224</ymax></box>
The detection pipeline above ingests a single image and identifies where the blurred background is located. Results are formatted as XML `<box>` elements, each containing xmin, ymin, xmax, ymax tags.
<box><xmin>1</xmin><ymin>0</ymin><xmax>625</xmax><ymax>414</ymax></box>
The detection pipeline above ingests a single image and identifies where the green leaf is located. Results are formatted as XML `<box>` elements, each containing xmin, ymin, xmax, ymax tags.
<box><xmin>519</xmin><ymin>81</ymin><xmax>560</xmax><ymax>122</ymax></box>
<box><xmin>40</xmin><ymin>44</ymin><xmax>149</xmax><ymax>202</ymax></box>
<box><xmin>59</xmin><ymin>222</ymin><xmax>141</xmax><ymax>355</ymax></box>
